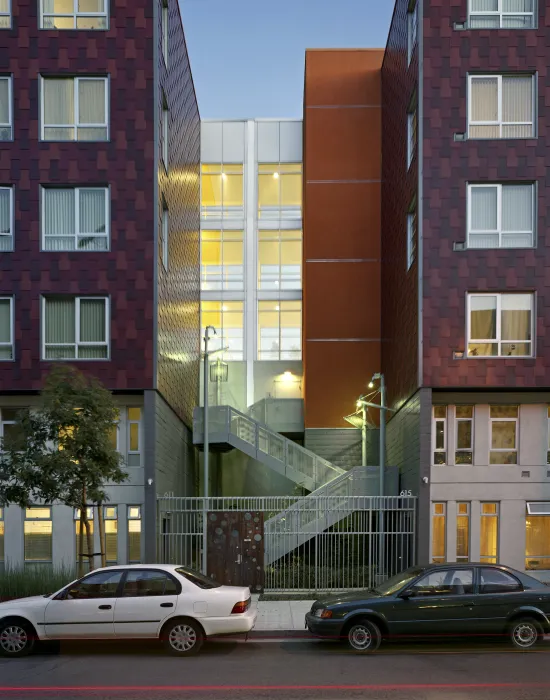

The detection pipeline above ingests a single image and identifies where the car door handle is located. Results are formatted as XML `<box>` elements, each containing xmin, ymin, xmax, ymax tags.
<box><xmin>98</xmin><ymin>605</ymin><xmax>112</xmax><ymax>610</ymax></box>
<box><xmin>160</xmin><ymin>602</ymin><xmax>174</xmax><ymax>608</ymax></box>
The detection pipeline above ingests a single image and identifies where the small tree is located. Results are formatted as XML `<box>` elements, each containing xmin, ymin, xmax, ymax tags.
<box><xmin>0</xmin><ymin>365</ymin><xmax>127</xmax><ymax>577</ymax></box>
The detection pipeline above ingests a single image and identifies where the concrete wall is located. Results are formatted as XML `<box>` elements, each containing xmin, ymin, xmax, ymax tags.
<box><xmin>154</xmin><ymin>392</ymin><xmax>196</xmax><ymax>498</ymax></box>
<box><xmin>203</xmin><ymin>451</ymin><xmax>299</xmax><ymax>498</ymax></box>
<box><xmin>304</xmin><ymin>428</ymin><xmax>362</xmax><ymax>470</ymax></box>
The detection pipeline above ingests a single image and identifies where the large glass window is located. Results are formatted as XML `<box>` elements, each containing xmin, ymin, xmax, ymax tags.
<box><xmin>456</xmin><ymin>503</ymin><xmax>470</xmax><ymax>563</ymax></box>
<box><xmin>121</xmin><ymin>570</ymin><xmax>178</xmax><ymax>597</ymax></box>
<box><xmin>0</xmin><ymin>187</ymin><xmax>13</xmax><ymax>251</ymax></box>
<box><xmin>41</xmin><ymin>76</ymin><xmax>109</xmax><ymax>141</ymax></box>
<box><xmin>468</xmin><ymin>74</ymin><xmax>535</xmax><ymax>139</ymax></box>
<box><xmin>469</xmin><ymin>0</ymin><xmax>536</xmax><ymax>29</ymax></box>
<box><xmin>128</xmin><ymin>506</ymin><xmax>142</xmax><ymax>563</ymax></box>
<box><xmin>468</xmin><ymin>183</ymin><xmax>535</xmax><ymax>249</ymax></box>
<box><xmin>432</xmin><ymin>502</ymin><xmax>446</xmax><ymax>563</ymax></box>
<box><xmin>432</xmin><ymin>406</ymin><xmax>447</xmax><ymax>465</ymax></box>
<box><xmin>490</xmin><ymin>405</ymin><xmax>518</xmax><ymax>464</ymax></box>
<box><xmin>201</xmin><ymin>301</ymin><xmax>244</xmax><ymax>361</ymax></box>
<box><xmin>24</xmin><ymin>507</ymin><xmax>52</xmax><ymax>563</ymax></box>
<box><xmin>0</xmin><ymin>0</ymin><xmax>11</xmax><ymax>28</ymax></box>
<box><xmin>480</xmin><ymin>503</ymin><xmax>499</xmax><ymax>564</ymax></box>
<box><xmin>104</xmin><ymin>506</ymin><xmax>117</xmax><ymax>564</ymax></box>
<box><xmin>407</xmin><ymin>0</ymin><xmax>418</xmax><ymax>65</ymax></box>
<box><xmin>66</xmin><ymin>570</ymin><xmax>122</xmax><ymax>599</ymax></box>
<box><xmin>0</xmin><ymin>76</ymin><xmax>12</xmax><ymax>140</ymax></box>
<box><xmin>201</xmin><ymin>230</ymin><xmax>244</xmax><ymax>291</ymax></box>
<box><xmin>467</xmin><ymin>293</ymin><xmax>533</xmax><ymax>357</ymax></box>
<box><xmin>455</xmin><ymin>406</ymin><xmax>474</xmax><ymax>464</ymax></box>
<box><xmin>258</xmin><ymin>229</ymin><xmax>302</xmax><ymax>290</ymax></box>
<box><xmin>258</xmin><ymin>301</ymin><xmax>301</xmax><ymax>361</ymax></box>
<box><xmin>411</xmin><ymin>569</ymin><xmax>474</xmax><ymax>596</ymax></box>
<box><xmin>43</xmin><ymin>296</ymin><xmax>109</xmax><ymax>360</ymax></box>
<box><xmin>127</xmin><ymin>407</ymin><xmax>142</xmax><ymax>467</ymax></box>
<box><xmin>42</xmin><ymin>187</ymin><xmax>109</xmax><ymax>251</ymax></box>
<box><xmin>526</xmin><ymin>506</ymin><xmax>550</xmax><ymax>570</ymax></box>
<box><xmin>258</xmin><ymin>163</ymin><xmax>302</xmax><ymax>220</ymax></box>
<box><xmin>201</xmin><ymin>164</ymin><xmax>243</xmax><ymax>218</ymax></box>
<box><xmin>40</xmin><ymin>0</ymin><xmax>108</xmax><ymax>29</ymax></box>
<box><xmin>74</xmin><ymin>507</ymin><xmax>94</xmax><ymax>572</ymax></box>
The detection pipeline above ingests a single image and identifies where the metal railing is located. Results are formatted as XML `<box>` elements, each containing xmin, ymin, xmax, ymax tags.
<box><xmin>157</xmin><ymin>495</ymin><xmax>417</xmax><ymax>592</ymax></box>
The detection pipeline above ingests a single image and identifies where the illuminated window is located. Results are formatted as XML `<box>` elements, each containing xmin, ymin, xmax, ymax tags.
<box><xmin>468</xmin><ymin>74</ymin><xmax>535</xmax><ymax>140</ymax></box>
<box><xmin>74</xmin><ymin>507</ymin><xmax>94</xmax><ymax>572</ymax></box>
<box><xmin>525</xmin><ymin>503</ymin><xmax>550</xmax><ymax>570</ymax></box>
<box><xmin>0</xmin><ymin>0</ymin><xmax>11</xmax><ymax>28</ymax></box>
<box><xmin>432</xmin><ymin>503</ymin><xmax>446</xmax><ymax>563</ymax></box>
<box><xmin>109</xmin><ymin>410</ymin><xmax>119</xmax><ymax>451</ymax></box>
<box><xmin>24</xmin><ymin>507</ymin><xmax>52</xmax><ymax>563</ymax></box>
<box><xmin>489</xmin><ymin>405</ymin><xmax>518</xmax><ymax>464</ymax></box>
<box><xmin>467</xmin><ymin>293</ymin><xmax>533</xmax><ymax>357</ymax></box>
<box><xmin>432</xmin><ymin>406</ymin><xmax>446</xmax><ymax>465</ymax></box>
<box><xmin>201</xmin><ymin>230</ymin><xmax>244</xmax><ymax>291</ymax></box>
<box><xmin>201</xmin><ymin>301</ymin><xmax>244</xmax><ymax>361</ymax></box>
<box><xmin>480</xmin><ymin>502</ymin><xmax>499</xmax><ymax>564</ymax></box>
<box><xmin>469</xmin><ymin>0</ymin><xmax>536</xmax><ymax>29</ymax></box>
<box><xmin>128</xmin><ymin>506</ymin><xmax>142</xmax><ymax>563</ymax></box>
<box><xmin>201</xmin><ymin>164</ymin><xmax>243</xmax><ymax>218</ymax></box>
<box><xmin>258</xmin><ymin>229</ymin><xmax>302</xmax><ymax>290</ymax></box>
<box><xmin>104</xmin><ymin>506</ymin><xmax>118</xmax><ymax>564</ymax></box>
<box><xmin>258</xmin><ymin>301</ymin><xmax>301</xmax><ymax>361</ymax></box>
<box><xmin>455</xmin><ymin>406</ymin><xmax>474</xmax><ymax>464</ymax></box>
<box><xmin>40</xmin><ymin>0</ymin><xmax>108</xmax><ymax>29</ymax></box>
<box><xmin>456</xmin><ymin>503</ymin><xmax>470</xmax><ymax>563</ymax></box>
<box><xmin>258</xmin><ymin>163</ymin><xmax>302</xmax><ymax>220</ymax></box>
<box><xmin>127</xmin><ymin>407</ymin><xmax>142</xmax><ymax>467</ymax></box>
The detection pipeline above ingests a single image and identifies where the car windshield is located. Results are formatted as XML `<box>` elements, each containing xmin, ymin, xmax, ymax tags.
<box><xmin>175</xmin><ymin>566</ymin><xmax>222</xmax><ymax>589</ymax></box>
<box><xmin>373</xmin><ymin>567</ymin><xmax>425</xmax><ymax>596</ymax></box>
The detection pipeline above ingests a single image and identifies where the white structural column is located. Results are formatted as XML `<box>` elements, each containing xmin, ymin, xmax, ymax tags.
<box><xmin>245</xmin><ymin>120</ymin><xmax>257</xmax><ymax>408</ymax></box>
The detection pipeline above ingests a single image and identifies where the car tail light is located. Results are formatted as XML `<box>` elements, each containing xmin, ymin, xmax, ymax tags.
<box><xmin>231</xmin><ymin>599</ymin><xmax>250</xmax><ymax>614</ymax></box>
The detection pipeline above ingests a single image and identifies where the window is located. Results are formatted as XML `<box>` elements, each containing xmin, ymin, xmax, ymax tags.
<box><xmin>411</xmin><ymin>569</ymin><xmax>474</xmax><ymax>596</ymax></box>
<box><xmin>467</xmin><ymin>293</ymin><xmax>533</xmax><ymax>357</ymax></box>
<box><xmin>469</xmin><ymin>0</ymin><xmax>536</xmax><ymax>29</ymax></box>
<box><xmin>201</xmin><ymin>301</ymin><xmax>244</xmax><ymax>361</ymax></box>
<box><xmin>40</xmin><ymin>0</ymin><xmax>108</xmax><ymax>29</ymax></box>
<box><xmin>161</xmin><ymin>93</ymin><xmax>169</xmax><ymax>169</ymax></box>
<box><xmin>526</xmin><ymin>506</ymin><xmax>550</xmax><ymax>570</ymax></box>
<box><xmin>407</xmin><ymin>0</ymin><xmax>418</xmax><ymax>65</ymax></box>
<box><xmin>480</xmin><ymin>503</ymin><xmax>499</xmax><ymax>563</ymax></box>
<box><xmin>0</xmin><ymin>298</ymin><xmax>13</xmax><ymax>361</ymax></box>
<box><xmin>480</xmin><ymin>567</ymin><xmax>522</xmax><ymax>593</ymax></box>
<box><xmin>127</xmin><ymin>407</ymin><xmax>142</xmax><ymax>467</ymax></box>
<box><xmin>455</xmin><ymin>406</ymin><xmax>474</xmax><ymax>464</ymax></box>
<box><xmin>0</xmin><ymin>76</ymin><xmax>12</xmax><ymax>140</ymax></box>
<box><xmin>0</xmin><ymin>408</ymin><xmax>23</xmax><ymax>449</ymax></box>
<box><xmin>41</xmin><ymin>76</ymin><xmax>108</xmax><ymax>141</ymax></box>
<box><xmin>104</xmin><ymin>506</ymin><xmax>117</xmax><ymax>564</ymax></box>
<box><xmin>258</xmin><ymin>163</ymin><xmax>302</xmax><ymax>220</ymax></box>
<box><xmin>161</xmin><ymin>205</ymin><xmax>168</xmax><ymax>270</ymax></box>
<box><xmin>547</xmin><ymin>408</ymin><xmax>550</xmax><ymax>464</ymax></box>
<box><xmin>201</xmin><ymin>229</ymin><xmax>244</xmax><ymax>291</ymax></box>
<box><xmin>162</xmin><ymin>1</ymin><xmax>169</xmax><ymax>65</ymax></box>
<box><xmin>74</xmin><ymin>507</ymin><xmax>94</xmax><ymax>572</ymax></box>
<box><xmin>468</xmin><ymin>183</ymin><xmax>535</xmax><ymax>249</ymax></box>
<box><xmin>490</xmin><ymin>405</ymin><xmax>518</xmax><ymax>464</ymax></box>
<box><xmin>42</xmin><ymin>187</ymin><xmax>109</xmax><ymax>251</ymax></box>
<box><xmin>407</xmin><ymin>204</ymin><xmax>417</xmax><ymax>269</ymax></box>
<box><xmin>43</xmin><ymin>296</ymin><xmax>109</xmax><ymax>360</ymax></box>
<box><xmin>24</xmin><ymin>507</ymin><xmax>52</xmax><ymax>563</ymax></box>
<box><xmin>258</xmin><ymin>300</ymin><xmax>301</xmax><ymax>361</ymax></box>
<box><xmin>431</xmin><ymin>503</ymin><xmax>446</xmax><ymax>563</ymax></box>
<box><xmin>0</xmin><ymin>507</ymin><xmax>4</xmax><ymax>567</ymax></box>
<box><xmin>468</xmin><ymin>74</ymin><xmax>535</xmax><ymax>139</ymax></box>
<box><xmin>407</xmin><ymin>105</ymin><xmax>417</xmax><ymax>168</ymax></box>
<box><xmin>456</xmin><ymin>503</ymin><xmax>470</xmax><ymax>563</ymax></box>
<box><xmin>0</xmin><ymin>0</ymin><xmax>11</xmax><ymax>28</ymax></box>
<box><xmin>122</xmin><ymin>570</ymin><xmax>178</xmax><ymax>597</ymax></box>
<box><xmin>66</xmin><ymin>570</ymin><xmax>122</xmax><ymax>599</ymax></box>
<box><xmin>0</xmin><ymin>187</ymin><xmax>13</xmax><ymax>251</ymax></box>
<box><xmin>128</xmin><ymin>506</ymin><xmax>142</xmax><ymax>563</ymax></box>
<box><xmin>175</xmin><ymin>566</ymin><xmax>222</xmax><ymax>589</ymax></box>
<box><xmin>432</xmin><ymin>406</ymin><xmax>447</xmax><ymax>465</ymax></box>
<box><xmin>258</xmin><ymin>229</ymin><xmax>302</xmax><ymax>290</ymax></box>
<box><xmin>201</xmin><ymin>164</ymin><xmax>243</xmax><ymax>218</ymax></box>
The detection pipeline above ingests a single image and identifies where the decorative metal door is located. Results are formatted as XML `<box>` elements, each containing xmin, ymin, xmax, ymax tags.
<box><xmin>207</xmin><ymin>511</ymin><xmax>264</xmax><ymax>592</ymax></box>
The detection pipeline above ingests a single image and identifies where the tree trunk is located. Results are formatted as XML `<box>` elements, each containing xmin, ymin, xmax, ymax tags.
<box><xmin>78</xmin><ymin>505</ymin><xmax>85</xmax><ymax>579</ymax></box>
<box><xmin>84</xmin><ymin>515</ymin><xmax>94</xmax><ymax>572</ymax></box>
<box><xmin>97</xmin><ymin>503</ymin><xmax>106</xmax><ymax>568</ymax></box>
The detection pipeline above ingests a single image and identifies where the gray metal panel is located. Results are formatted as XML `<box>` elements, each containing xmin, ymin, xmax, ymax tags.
<box><xmin>257</xmin><ymin>121</ymin><xmax>280</xmax><ymax>162</ymax></box>
<box><xmin>201</xmin><ymin>121</ymin><xmax>223</xmax><ymax>162</ymax></box>
<box><xmin>222</xmin><ymin>121</ymin><xmax>245</xmax><ymax>162</ymax></box>
<box><xmin>279</xmin><ymin>121</ymin><xmax>302</xmax><ymax>162</ymax></box>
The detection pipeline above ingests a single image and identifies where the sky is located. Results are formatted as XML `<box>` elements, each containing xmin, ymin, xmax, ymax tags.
<box><xmin>179</xmin><ymin>0</ymin><xmax>393</xmax><ymax>120</ymax></box>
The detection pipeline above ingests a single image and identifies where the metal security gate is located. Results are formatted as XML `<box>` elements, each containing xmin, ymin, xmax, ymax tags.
<box><xmin>157</xmin><ymin>496</ymin><xmax>417</xmax><ymax>592</ymax></box>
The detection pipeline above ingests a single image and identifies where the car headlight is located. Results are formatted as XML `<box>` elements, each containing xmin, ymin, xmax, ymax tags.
<box><xmin>314</xmin><ymin>608</ymin><xmax>332</xmax><ymax>619</ymax></box>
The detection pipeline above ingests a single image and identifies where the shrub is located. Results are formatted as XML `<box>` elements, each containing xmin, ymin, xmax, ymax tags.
<box><xmin>0</xmin><ymin>566</ymin><xmax>76</xmax><ymax>601</ymax></box>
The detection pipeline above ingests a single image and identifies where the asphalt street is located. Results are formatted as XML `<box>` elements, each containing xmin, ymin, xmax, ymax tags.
<box><xmin>0</xmin><ymin>638</ymin><xmax>549</xmax><ymax>700</ymax></box>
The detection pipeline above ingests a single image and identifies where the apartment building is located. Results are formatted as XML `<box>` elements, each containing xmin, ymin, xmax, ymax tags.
<box><xmin>0</xmin><ymin>0</ymin><xmax>200</xmax><ymax>570</ymax></box>
<box><xmin>382</xmin><ymin>0</ymin><xmax>550</xmax><ymax>579</ymax></box>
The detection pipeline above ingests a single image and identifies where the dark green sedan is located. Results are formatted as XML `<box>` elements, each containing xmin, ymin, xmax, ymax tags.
<box><xmin>305</xmin><ymin>563</ymin><xmax>550</xmax><ymax>652</ymax></box>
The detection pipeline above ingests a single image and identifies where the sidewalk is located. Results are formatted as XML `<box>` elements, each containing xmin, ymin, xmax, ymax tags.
<box><xmin>252</xmin><ymin>595</ymin><xmax>314</xmax><ymax>631</ymax></box>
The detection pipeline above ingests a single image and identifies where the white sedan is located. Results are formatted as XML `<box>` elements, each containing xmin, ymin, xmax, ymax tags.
<box><xmin>0</xmin><ymin>564</ymin><xmax>256</xmax><ymax>657</ymax></box>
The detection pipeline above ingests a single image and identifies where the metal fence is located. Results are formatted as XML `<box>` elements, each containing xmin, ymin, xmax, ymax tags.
<box><xmin>157</xmin><ymin>495</ymin><xmax>417</xmax><ymax>592</ymax></box>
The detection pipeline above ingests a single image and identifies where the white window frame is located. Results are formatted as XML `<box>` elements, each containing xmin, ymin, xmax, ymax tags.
<box><xmin>467</xmin><ymin>183</ymin><xmax>535</xmax><ymax>249</ymax></box>
<box><xmin>468</xmin><ymin>0</ymin><xmax>536</xmax><ymax>29</ymax></box>
<box><xmin>456</xmin><ymin>502</ymin><xmax>470</xmax><ymax>563</ymax></box>
<box><xmin>162</xmin><ymin>1</ymin><xmax>169</xmax><ymax>66</ymax></box>
<box><xmin>24</xmin><ymin>506</ymin><xmax>53</xmax><ymax>563</ymax></box>
<box><xmin>432</xmin><ymin>407</ymin><xmax>447</xmax><ymax>465</ymax></box>
<box><xmin>407</xmin><ymin>106</ymin><xmax>417</xmax><ymax>168</ymax></box>
<box><xmin>0</xmin><ymin>296</ymin><xmax>14</xmax><ymax>361</ymax></box>
<box><xmin>489</xmin><ymin>405</ymin><xmax>518</xmax><ymax>464</ymax></box>
<box><xmin>527</xmin><ymin>502</ymin><xmax>550</xmax><ymax>515</ymax></box>
<box><xmin>128</xmin><ymin>505</ymin><xmax>142</xmax><ymax>563</ymax></box>
<box><xmin>42</xmin><ymin>295</ymin><xmax>110</xmax><ymax>361</ymax></box>
<box><xmin>431</xmin><ymin>502</ymin><xmax>446</xmax><ymax>563</ymax></box>
<box><xmin>0</xmin><ymin>76</ymin><xmax>12</xmax><ymax>140</ymax></box>
<box><xmin>162</xmin><ymin>206</ymin><xmax>168</xmax><ymax>270</ymax></box>
<box><xmin>40</xmin><ymin>76</ymin><xmax>109</xmax><ymax>142</ymax></box>
<box><xmin>0</xmin><ymin>407</ymin><xmax>20</xmax><ymax>446</ymax></box>
<box><xmin>201</xmin><ymin>229</ymin><xmax>245</xmax><ymax>291</ymax></box>
<box><xmin>0</xmin><ymin>186</ymin><xmax>14</xmax><ymax>250</ymax></box>
<box><xmin>0</xmin><ymin>0</ymin><xmax>11</xmax><ymax>28</ymax></box>
<box><xmin>407</xmin><ymin>208</ymin><xmax>417</xmax><ymax>270</ymax></box>
<box><xmin>467</xmin><ymin>74</ymin><xmax>535</xmax><ymax>139</ymax></box>
<box><xmin>467</xmin><ymin>292</ymin><xmax>534</xmax><ymax>358</ymax></box>
<box><xmin>480</xmin><ymin>502</ymin><xmax>499</xmax><ymax>564</ymax></box>
<box><xmin>127</xmin><ymin>407</ymin><xmax>142</xmax><ymax>467</ymax></box>
<box><xmin>407</xmin><ymin>0</ymin><xmax>418</xmax><ymax>65</ymax></box>
<box><xmin>40</xmin><ymin>0</ymin><xmax>109</xmax><ymax>30</ymax></box>
<box><xmin>41</xmin><ymin>186</ymin><xmax>110</xmax><ymax>251</ymax></box>
<box><xmin>455</xmin><ymin>406</ymin><xmax>474</xmax><ymax>464</ymax></box>
<box><xmin>257</xmin><ymin>228</ymin><xmax>302</xmax><ymax>291</ymax></box>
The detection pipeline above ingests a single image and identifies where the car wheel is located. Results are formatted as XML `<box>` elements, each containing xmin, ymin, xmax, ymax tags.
<box><xmin>0</xmin><ymin>620</ymin><xmax>36</xmax><ymax>658</ymax></box>
<box><xmin>346</xmin><ymin>619</ymin><xmax>382</xmax><ymax>653</ymax></box>
<box><xmin>509</xmin><ymin>617</ymin><xmax>543</xmax><ymax>651</ymax></box>
<box><xmin>162</xmin><ymin>619</ymin><xmax>204</xmax><ymax>656</ymax></box>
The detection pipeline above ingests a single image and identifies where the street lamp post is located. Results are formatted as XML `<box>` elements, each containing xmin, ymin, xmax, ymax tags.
<box><xmin>202</xmin><ymin>325</ymin><xmax>216</xmax><ymax>574</ymax></box>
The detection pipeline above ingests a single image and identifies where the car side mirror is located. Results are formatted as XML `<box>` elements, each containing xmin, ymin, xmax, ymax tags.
<box><xmin>399</xmin><ymin>588</ymin><xmax>414</xmax><ymax>599</ymax></box>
